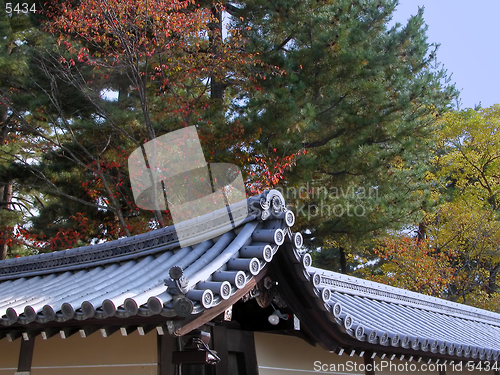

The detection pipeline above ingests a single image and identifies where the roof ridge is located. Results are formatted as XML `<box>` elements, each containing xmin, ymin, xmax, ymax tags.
<box><xmin>0</xmin><ymin>191</ymin><xmax>279</xmax><ymax>280</ymax></box>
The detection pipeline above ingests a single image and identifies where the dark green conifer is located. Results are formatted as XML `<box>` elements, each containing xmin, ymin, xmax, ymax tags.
<box><xmin>228</xmin><ymin>0</ymin><xmax>458</xmax><ymax>272</ymax></box>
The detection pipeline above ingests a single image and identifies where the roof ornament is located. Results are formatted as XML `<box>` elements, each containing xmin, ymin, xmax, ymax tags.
<box><xmin>391</xmin><ymin>333</ymin><xmax>400</xmax><ymax>347</ymax></box>
<box><xmin>355</xmin><ymin>325</ymin><xmax>365</xmax><ymax>341</ymax></box>
<box><xmin>165</xmin><ymin>265</ymin><xmax>214</xmax><ymax>310</ymax></box>
<box><xmin>173</xmin><ymin>296</ymin><xmax>194</xmax><ymax>317</ymax></box>
<box><xmin>379</xmin><ymin>331</ymin><xmax>389</xmax><ymax>346</ymax></box>
<box><xmin>165</xmin><ymin>265</ymin><xmax>189</xmax><ymax>294</ymax></box>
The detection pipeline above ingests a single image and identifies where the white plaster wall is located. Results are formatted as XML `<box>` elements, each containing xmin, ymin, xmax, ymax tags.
<box><xmin>255</xmin><ymin>332</ymin><xmax>364</xmax><ymax>375</ymax></box>
<box><xmin>254</xmin><ymin>332</ymin><xmax>495</xmax><ymax>375</ymax></box>
<box><xmin>0</xmin><ymin>330</ymin><xmax>157</xmax><ymax>375</ymax></box>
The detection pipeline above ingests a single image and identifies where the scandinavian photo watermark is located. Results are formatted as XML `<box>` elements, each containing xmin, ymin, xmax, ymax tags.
<box><xmin>275</xmin><ymin>183</ymin><xmax>379</xmax><ymax>220</ymax></box>
<box><xmin>127</xmin><ymin>127</ymin><xmax>379</xmax><ymax>243</ymax></box>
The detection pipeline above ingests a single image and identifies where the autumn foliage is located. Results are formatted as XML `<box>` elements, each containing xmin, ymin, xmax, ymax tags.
<box><xmin>2</xmin><ymin>0</ymin><xmax>471</xmax><ymax>318</ymax></box>
<box><xmin>0</xmin><ymin>0</ymin><xmax>293</xmax><ymax>254</ymax></box>
<box><xmin>44</xmin><ymin>0</ymin><xmax>264</xmax><ymax>128</ymax></box>
<box><xmin>366</xmin><ymin>106</ymin><xmax>500</xmax><ymax>312</ymax></box>
<box><xmin>371</xmin><ymin>236</ymin><xmax>457</xmax><ymax>297</ymax></box>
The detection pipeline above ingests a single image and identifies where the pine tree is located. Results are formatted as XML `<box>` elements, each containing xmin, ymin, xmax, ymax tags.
<box><xmin>0</xmin><ymin>0</ymin><xmax>44</xmax><ymax>258</ymax></box>
<box><xmin>228</xmin><ymin>0</ymin><xmax>458</xmax><ymax>272</ymax></box>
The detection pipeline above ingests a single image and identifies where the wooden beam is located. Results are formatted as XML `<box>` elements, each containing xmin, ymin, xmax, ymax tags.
<box><xmin>22</xmin><ymin>331</ymin><xmax>38</xmax><ymax>341</ymax></box>
<box><xmin>120</xmin><ymin>326</ymin><xmax>137</xmax><ymax>336</ymax></box>
<box><xmin>59</xmin><ymin>327</ymin><xmax>79</xmax><ymax>339</ymax></box>
<box><xmin>0</xmin><ymin>313</ymin><xmax>179</xmax><ymax>332</ymax></box>
<box><xmin>17</xmin><ymin>335</ymin><xmax>35</xmax><ymax>373</ymax></box>
<box><xmin>243</xmin><ymin>332</ymin><xmax>259</xmax><ymax>375</ymax></box>
<box><xmin>41</xmin><ymin>328</ymin><xmax>59</xmax><ymax>340</ymax></box>
<box><xmin>156</xmin><ymin>324</ymin><xmax>167</xmax><ymax>335</ymax></box>
<box><xmin>7</xmin><ymin>331</ymin><xmax>22</xmax><ymax>342</ymax></box>
<box><xmin>79</xmin><ymin>326</ymin><xmax>99</xmax><ymax>338</ymax></box>
<box><xmin>169</xmin><ymin>269</ymin><xmax>266</xmax><ymax>337</ymax></box>
<box><xmin>100</xmin><ymin>326</ymin><xmax>120</xmax><ymax>338</ymax></box>
<box><xmin>137</xmin><ymin>325</ymin><xmax>156</xmax><ymax>336</ymax></box>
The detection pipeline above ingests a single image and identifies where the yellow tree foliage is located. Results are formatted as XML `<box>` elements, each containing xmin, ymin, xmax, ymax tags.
<box><xmin>429</xmin><ymin>105</ymin><xmax>500</xmax><ymax>310</ymax></box>
<box><xmin>368</xmin><ymin>106</ymin><xmax>500</xmax><ymax>313</ymax></box>
<box><xmin>427</xmin><ymin>201</ymin><xmax>500</xmax><ymax>310</ymax></box>
<box><xmin>435</xmin><ymin>105</ymin><xmax>500</xmax><ymax>211</ymax></box>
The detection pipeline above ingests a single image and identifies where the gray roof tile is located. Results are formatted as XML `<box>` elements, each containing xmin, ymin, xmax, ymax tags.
<box><xmin>1</xmin><ymin>189</ymin><xmax>500</xmax><ymax>363</ymax></box>
<box><xmin>287</xmin><ymin>264</ymin><xmax>500</xmax><ymax>360</ymax></box>
<box><xmin>0</xmin><ymin>190</ymin><xmax>292</xmax><ymax>325</ymax></box>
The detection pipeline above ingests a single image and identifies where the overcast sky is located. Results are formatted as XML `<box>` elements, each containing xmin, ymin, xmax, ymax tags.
<box><xmin>392</xmin><ymin>1</ymin><xmax>500</xmax><ymax>110</ymax></box>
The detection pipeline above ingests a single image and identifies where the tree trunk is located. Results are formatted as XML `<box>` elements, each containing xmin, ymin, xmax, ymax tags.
<box><xmin>0</xmin><ymin>228</ymin><xmax>7</xmax><ymax>260</ymax></box>
<box><xmin>339</xmin><ymin>247</ymin><xmax>347</xmax><ymax>274</ymax></box>
<box><xmin>0</xmin><ymin>106</ymin><xmax>9</xmax><ymax>145</ymax></box>
<box><xmin>210</xmin><ymin>4</ymin><xmax>224</xmax><ymax>102</ymax></box>
<box><xmin>0</xmin><ymin>180</ymin><xmax>13</xmax><ymax>260</ymax></box>
<box><xmin>416</xmin><ymin>221</ymin><xmax>426</xmax><ymax>242</ymax></box>
<box><xmin>117</xmin><ymin>75</ymin><xmax>129</xmax><ymax>108</ymax></box>
<box><xmin>487</xmin><ymin>265</ymin><xmax>500</xmax><ymax>296</ymax></box>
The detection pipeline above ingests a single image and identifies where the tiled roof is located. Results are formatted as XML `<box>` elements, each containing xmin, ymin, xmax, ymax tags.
<box><xmin>1</xmin><ymin>189</ymin><xmax>500</xmax><ymax>364</ymax></box>
<box><xmin>0</xmin><ymin>190</ymin><xmax>296</xmax><ymax>327</ymax></box>
<box><xmin>275</xmin><ymin>245</ymin><xmax>500</xmax><ymax>362</ymax></box>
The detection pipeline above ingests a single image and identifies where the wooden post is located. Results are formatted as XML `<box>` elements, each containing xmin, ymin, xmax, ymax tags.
<box><xmin>226</xmin><ymin>329</ymin><xmax>259</xmax><ymax>375</ymax></box>
<box><xmin>16</xmin><ymin>336</ymin><xmax>35</xmax><ymax>374</ymax></box>
<box><xmin>364</xmin><ymin>352</ymin><xmax>375</xmax><ymax>375</ymax></box>
<box><xmin>158</xmin><ymin>333</ymin><xmax>177</xmax><ymax>375</ymax></box>
<box><xmin>212</xmin><ymin>325</ymin><xmax>229</xmax><ymax>375</ymax></box>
